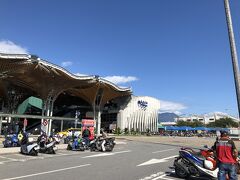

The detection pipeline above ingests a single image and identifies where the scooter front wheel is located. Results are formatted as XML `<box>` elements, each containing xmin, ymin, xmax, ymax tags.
<box><xmin>48</xmin><ymin>147</ymin><xmax>56</xmax><ymax>154</ymax></box>
<box><xmin>175</xmin><ymin>166</ymin><xmax>189</xmax><ymax>178</ymax></box>
<box><xmin>105</xmin><ymin>144</ymin><xmax>113</xmax><ymax>152</ymax></box>
<box><xmin>30</xmin><ymin>149</ymin><xmax>38</xmax><ymax>156</ymax></box>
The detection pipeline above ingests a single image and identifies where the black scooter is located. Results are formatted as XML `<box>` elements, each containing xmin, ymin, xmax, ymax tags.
<box><xmin>89</xmin><ymin>137</ymin><xmax>115</xmax><ymax>152</ymax></box>
<box><xmin>37</xmin><ymin>135</ymin><xmax>57</xmax><ymax>154</ymax></box>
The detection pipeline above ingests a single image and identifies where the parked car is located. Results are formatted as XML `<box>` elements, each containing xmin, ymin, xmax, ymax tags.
<box><xmin>57</xmin><ymin>128</ymin><xmax>81</xmax><ymax>138</ymax></box>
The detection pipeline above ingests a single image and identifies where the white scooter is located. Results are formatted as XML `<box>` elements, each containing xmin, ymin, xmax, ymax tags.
<box><xmin>20</xmin><ymin>142</ymin><xmax>40</xmax><ymax>156</ymax></box>
<box><xmin>20</xmin><ymin>134</ymin><xmax>40</xmax><ymax>156</ymax></box>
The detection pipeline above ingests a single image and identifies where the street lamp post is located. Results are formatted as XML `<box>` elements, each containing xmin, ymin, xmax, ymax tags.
<box><xmin>223</xmin><ymin>0</ymin><xmax>240</xmax><ymax>119</ymax></box>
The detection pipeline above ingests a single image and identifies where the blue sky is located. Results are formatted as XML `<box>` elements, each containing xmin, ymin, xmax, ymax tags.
<box><xmin>1</xmin><ymin>0</ymin><xmax>240</xmax><ymax>117</ymax></box>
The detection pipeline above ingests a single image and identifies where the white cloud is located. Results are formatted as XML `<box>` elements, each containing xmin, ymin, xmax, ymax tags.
<box><xmin>0</xmin><ymin>40</ymin><xmax>28</xmax><ymax>54</ymax></box>
<box><xmin>160</xmin><ymin>100</ymin><xmax>187</xmax><ymax>113</ymax></box>
<box><xmin>104</xmin><ymin>76</ymin><xmax>138</xmax><ymax>84</ymax></box>
<box><xmin>61</xmin><ymin>61</ymin><xmax>73</xmax><ymax>67</ymax></box>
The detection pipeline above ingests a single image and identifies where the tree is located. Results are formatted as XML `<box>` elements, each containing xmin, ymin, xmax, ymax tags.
<box><xmin>115</xmin><ymin>127</ymin><xmax>121</xmax><ymax>135</ymax></box>
<box><xmin>124</xmin><ymin>128</ymin><xmax>129</xmax><ymax>135</ymax></box>
<box><xmin>176</xmin><ymin>120</ymin><xmax>190</xmax><ymax>127</ymax></box>
<box><xmin>207</xmin><ymin>117</ymin><xmax>238</xmax><ymax>128</ymax></box>
<box><xmin>176</xmin><ymin>120</ymin><xmax>204</xmax><ymax>127</ymax></box>
<box><xmin>191</xmin><ymin>121</ymin><xmax>204</xmax><ymax>127</ymax></box>
<box><xmin>130</xmin><ymin>128</ymin><xmax>135</xmax><ymax>135</ymax></box>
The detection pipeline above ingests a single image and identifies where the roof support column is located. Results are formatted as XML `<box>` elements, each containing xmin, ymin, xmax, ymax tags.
<box><xmin>48</xmin><ymin>95</ymin><xmax>58</xmax><ymax>136</ymax></box>
<box><xmin>93</xmin><ymin>87</ymin><xmax>104</xmax><ymax>135</ymax></box>
<box><xmin>41</xmin><ymin>99</ymin><xmax>50</xmax><ymax>134</ymax></box>
<box><xmin>41</xmin><ymin>90</ymin><xmax>59</xmax><ymax>136</ymax></box>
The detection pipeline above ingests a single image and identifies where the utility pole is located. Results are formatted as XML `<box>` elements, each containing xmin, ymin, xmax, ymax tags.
<box><xmin>224</xmin><ymin>0</ymin><xmax>240</xmax><ymax>119</ymax></box>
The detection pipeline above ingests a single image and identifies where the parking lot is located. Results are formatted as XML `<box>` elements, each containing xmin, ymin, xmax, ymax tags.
<box><xmin>1</xmin><ymin>136</ymin><xmax>240</xmax><ymax>180</ymax></box>
<box><xmin>0</xmin><ymin>139</ymin><xmax>183</xmax><ymax>180</ymax></box>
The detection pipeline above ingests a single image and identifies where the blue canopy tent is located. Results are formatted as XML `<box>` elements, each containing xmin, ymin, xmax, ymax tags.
<box><xmin>177</xmin><ymin>126</ymin><xmax>192</xmax><ymax>131</ymax></box>
<box><xmin>214</xmin><ymin>127</ymin><xmax>230</xmax><ymax>132</ymax></box>
<box><xmin>194</xmin><ymin>127</ymin><xmax>210</xmax><ymax>131</ymax></box>
<box><xmin>165</xmin><ymin>126</ymin><xmax>178</xmax><ymax>131</ymax></box>
<box><xmin>165</xmin><ymin>126</ymin><xmax>195</xmax><ymax>131</ymax></box>
<box><xmin>186</xmin><ymin>126</ymin><xmax>195</xmax><ymax>131</ymax></box>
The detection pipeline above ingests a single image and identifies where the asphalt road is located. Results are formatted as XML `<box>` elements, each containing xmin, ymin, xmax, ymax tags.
<box><xmin>0</xmin><ymin>140</ymin><xmax>185</xmax><ymax>180</ymax></box>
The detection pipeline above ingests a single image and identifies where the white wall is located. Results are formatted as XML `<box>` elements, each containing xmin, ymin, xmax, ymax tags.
<box><xmin>117</xmin><ymin>96</ymin><xmax>160</xmax><ymax>132</ymax></box>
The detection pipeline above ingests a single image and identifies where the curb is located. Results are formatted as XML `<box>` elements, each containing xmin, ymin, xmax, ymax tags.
<box><xmin>0</xmin><ymin>145</ymin><xmax>68</xmax><ymax>155</ymax></box>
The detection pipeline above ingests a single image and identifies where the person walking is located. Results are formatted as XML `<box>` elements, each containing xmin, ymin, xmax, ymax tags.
<box><xmin>212</xmin><ymin>131</ymin><xmax>238</xmax><ymax>180</ymax></box>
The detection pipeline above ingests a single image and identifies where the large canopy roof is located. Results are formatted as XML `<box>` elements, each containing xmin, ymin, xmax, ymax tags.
<box><xmin>0</xmin><ymin>53</ymin><xmax>132</xmax><ymax>106</ymax></box>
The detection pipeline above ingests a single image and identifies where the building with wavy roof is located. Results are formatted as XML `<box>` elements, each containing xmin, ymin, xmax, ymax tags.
<box><xmin>0</xmin><ymin>53</ymin><xmax>160</xmax><ymax>134</ymax></box>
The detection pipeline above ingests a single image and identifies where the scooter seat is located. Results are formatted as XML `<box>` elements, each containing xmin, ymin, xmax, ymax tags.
<box><xmin>191</xmin><ymin>152</ymin><xmax>205</xmax><ymax>160</ymax></box>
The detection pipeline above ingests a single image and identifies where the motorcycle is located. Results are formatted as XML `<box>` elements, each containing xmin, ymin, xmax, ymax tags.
<box><xmin>52</xmin><ymin>134</ymin><xmax>61</xmax><ymax>144</ymax></box>
<box><xmin>89</xmin><ymin>136</ymin><xmax>115</xmax><ymax>152</ymax></box>
<box><xmin>174</xmin><ymin>146</ymin><xmax>218</xmax><ymax>179</ymax></box>
<box><xmin>3</xmin><ymin>134</ymin><xmax>20</xmax><ymax>147</ymax></box>
<box><xmin>37</xmin><ymin>135</ymin><xmax>57</xmax><ymax>154</ymax></box>
<box><xmin>20</xmin><ymin>133</ymin><xmax>40</xmax><ymax>156</ymax></box>
<box><xmin>67</xmin><ymin>136</ymin><xmax>87</xmax><ymax>151</ymax></box>
<box><xmin>20</xmin><ymin>143</ymin><xmax>40</xmax><ymax>156</ymax></box>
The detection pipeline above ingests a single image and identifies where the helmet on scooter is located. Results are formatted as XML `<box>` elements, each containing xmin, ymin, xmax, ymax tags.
<box><xmin>204</xmin><ymin>160</ymin><xmax>214</xmax><ymax>170</ymax></box>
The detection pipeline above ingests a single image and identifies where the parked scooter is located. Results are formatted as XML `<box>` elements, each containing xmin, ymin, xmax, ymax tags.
<box><xmin>3</xmin><ymin>134</ymin><xmax>20</xmax><ymax>147</ymax></box>
<box><xmin>37</xmin><ymin>134</ymin><xmax>57</xmax><ymax>154</ymax></box>
<box><xmin>89</xmin><ymin>136</ymin><xmax>115</xmax><ymax>152</ymax></box>
<box><xmin>20</xmin><ymin>133</ymin><xmax>40</xmax><ymax>156</ymax></box>
<box><xmin>52</xmin><ymin>134</ymin><xmax>61</xmax><ymax>144</ymax></box>
<box><xmin>174</xmin><ymin>146</ymin><xmax>218</xmax><ymax>179</ymax></box>
<box><xmin>67</xmin><ymin>136</ymin><xmax>87</xmax><ymax>151</ymax></box>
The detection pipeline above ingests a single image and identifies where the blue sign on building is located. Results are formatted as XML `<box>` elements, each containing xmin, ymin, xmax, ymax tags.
<box><xmin>137</xmin><ymin>100</ymin><xmax>148</xmax><ymax>110</ymax></box>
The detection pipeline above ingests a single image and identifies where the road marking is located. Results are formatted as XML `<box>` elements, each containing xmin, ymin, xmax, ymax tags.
<box><xmin>0</xmin><ymin>150</ymin><xmax>131</xmax><ymax>165</ymax></box>
<box><xmin>9</xmin><ymin>154</ymin><xmax>45</xmax><ymax>160</ymax></box>
<box><xmin>152</xmin><ymin>174</ymin><xmax>176</xmax><ymax>180</ymax></box>
<box><xmin>82</xmin><ymin>153</ymin><xmax>113</xmax><ymax>158</ymax></box>
<box><xmin>139</xmin><ymin>171</ymin><xmax>176</xmax><ymax>180</ymax></box>
<box><xmin>112</xmin><ymin>150</ymin><xmax>131</xmax><ymax>154</ymax></box>
<box><xmin>56</xmin><ymin>152</ymin><xmax>67</xmax><ymax>155</ymax></box>
<box><xmin>152</xmin><ymin>148</ymin><xmax>176</xmax><ymax>154</ymax></box>
<box><xmin>0</xmin><ymin>164</ymin><xmax>91</xmax><ymax>180</ymax></box>
<box><xmin>137</xmin><ymin>155</ymin><xmax>177</xmax><ymax>167</ymax></box>
<box><xmin>116</xmin><ymin>141</ymin><xmax>127</xmax><ymax>145</ymax></box>
<box><xmin>139</xmin><ymin>172</ymin><xmax>164</xmax><ymax>180</ymax></box>
<box><xmin>24</xmin><ymin>156</ymin><xmax>44</xmax><ymax>160</ymax></box>
<box><xmin>152</xmin><ymin>172</ymin><xmax>176</xmax><ymax>180</ymax></box>
<box><xmin>13</xmin><ymin>154</ymin><xmax>25</xmax><ymax>157</ymax></box>
<box><xmin>82</xmin><ymin>150</ymin><xmax>131</xmax><ymax>158</ymax></box>
<box><xmin>0</xmin><ymin>160</ymin><xmax>18</xmax><ymax>164</ymax></box>
<box><xmin>0</xmin><ymin>156</ymin><xmax>18</xmax><ymax>161</ymax></box>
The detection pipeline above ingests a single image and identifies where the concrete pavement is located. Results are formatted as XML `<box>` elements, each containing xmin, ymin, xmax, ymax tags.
<box><xmin>0</xmin><ymin>141</ymin><xmax>178</xmax><ymax>180</ymax></box>
<box><xmin>116</xmin><ymin>135</ymin><xmax>240</xmax><ymax>149</ymax></box>
<box><xmin>1</xmin><ymin>135</ymin><xmax>239</xmax><ymax>155</ymax></box>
